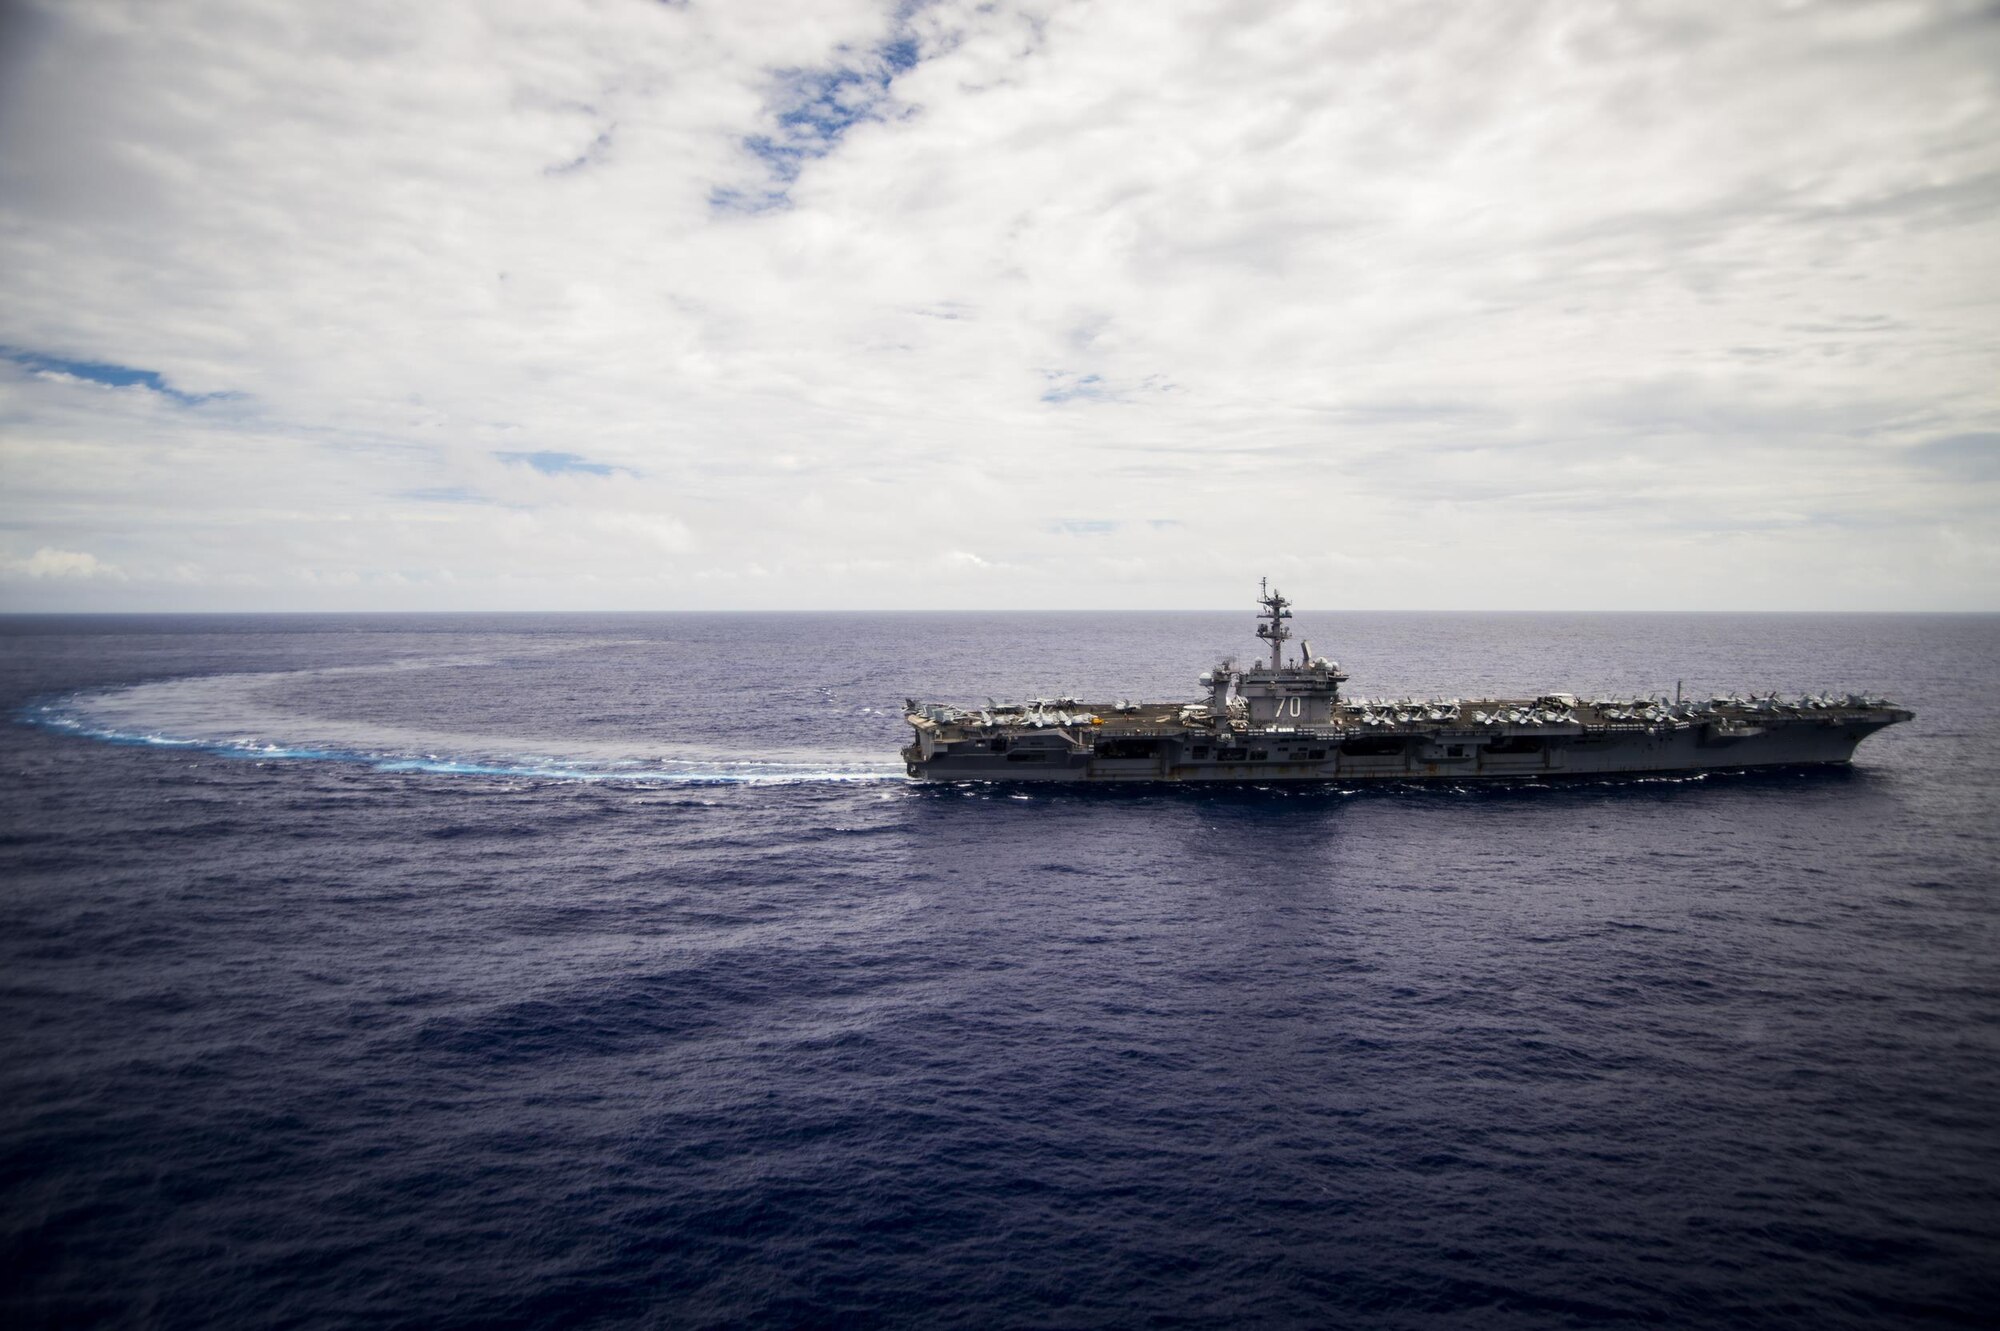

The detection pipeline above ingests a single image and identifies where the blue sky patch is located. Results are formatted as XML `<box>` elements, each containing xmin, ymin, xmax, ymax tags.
<box><xmin>1041</xmin><ymin>372</ymin><xmax>1110</xmax><ymax>405</ymax></box>
<box><xmin>1048</xmin><ymin>519</ymin><xmax>1119</xmax><ymax>536</ymax></box>
<box><xmin>495</xmin><ymin>450</ymin><xmax>618</xmax><ymax>477</ymax></box>
<box><xmin>1</xmin><ymin>347</ymin><xmax>234</xmax><ymax>405</ymax></box>
<box><xmin>716</xmin><ymin>13</ymin><xmax>928</xmax><ymax>212</ymax></box>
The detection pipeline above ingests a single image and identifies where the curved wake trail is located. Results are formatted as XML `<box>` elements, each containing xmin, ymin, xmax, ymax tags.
<box><xmin>23</xmin><ymin>670</ymin><xmax>906</xmax><ymax>787</ymax></box>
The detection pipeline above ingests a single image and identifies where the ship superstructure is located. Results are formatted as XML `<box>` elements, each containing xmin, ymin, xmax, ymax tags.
<box><xmin>901</xmin><ymin>581</ymin><xmax>1912</xmax><ymax>783</ymax></box>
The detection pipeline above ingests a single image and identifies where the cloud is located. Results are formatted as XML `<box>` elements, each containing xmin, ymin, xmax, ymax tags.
<box><xmin>0</xmin><ymin>0</ymin><xmax>1996</xmax><ymax>610</ymax></box>
<box><xmin>1910</xmin><ymin>432</ymin><xmax>2000</xmax><ymax>484</ymax></box>
<box><xmin>7</xmin><ymin>547</ymin><xmax>124</xmax><ymax>580</ymax></box>
<box><xmin>581</xmin><ymin>510</ymin><xmax>693</xmax><ymax>551</ymax></box>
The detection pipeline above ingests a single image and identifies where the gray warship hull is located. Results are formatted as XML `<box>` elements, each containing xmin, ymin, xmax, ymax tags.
<box><xmin>902</xmin><ymin>699</ymin><xmax>1908</xmax><ymax>784</ymax></box>
<box><xmin>902</xmin><ymin>583</ymin><xmax>1912</xmax><ymax>785</ymax></box>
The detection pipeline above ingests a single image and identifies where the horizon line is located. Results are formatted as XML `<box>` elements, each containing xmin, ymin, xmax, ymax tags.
<box><xmin>2</xmin><ymin>606</ymin><xmax>1995</xmax><ymax>617</ymax></box>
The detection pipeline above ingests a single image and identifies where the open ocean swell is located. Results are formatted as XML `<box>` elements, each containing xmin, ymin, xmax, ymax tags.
<box><xmin>2</xmin><ymin>611</ymin><xmax>1997</xmax><ymax>1329</ymax></box>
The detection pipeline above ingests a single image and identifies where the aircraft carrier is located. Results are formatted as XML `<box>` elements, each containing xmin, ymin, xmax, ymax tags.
<box><xmin>901</xmin><ymin>581</ymin><xmax>1912</xmax><ymax>783</ymax></box>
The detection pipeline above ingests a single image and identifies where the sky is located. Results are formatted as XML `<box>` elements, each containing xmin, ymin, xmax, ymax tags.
<box><xmin>0</xmin><ymin>0</ymin><xmax>1995</xmax><ymax>612</ymax></box>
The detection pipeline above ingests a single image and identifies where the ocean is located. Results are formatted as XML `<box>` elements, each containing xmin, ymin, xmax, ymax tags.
<box><xmin>2</xmin><ymin>611</ymin><xmax>1996</xmax><ymax>1329</ymax></box>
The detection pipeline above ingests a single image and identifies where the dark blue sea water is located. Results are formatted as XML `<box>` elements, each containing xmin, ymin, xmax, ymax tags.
<box><xmin>3</xmin><ymin>611</ymin><xmax>1997</xmax><ymax>1330</ymax></box>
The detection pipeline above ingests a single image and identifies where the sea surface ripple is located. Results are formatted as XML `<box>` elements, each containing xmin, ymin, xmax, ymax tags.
<box><xmin>2</xmin><ymin>611</ymin><xmax>1996</xmax><ymax>1329</ymax></box>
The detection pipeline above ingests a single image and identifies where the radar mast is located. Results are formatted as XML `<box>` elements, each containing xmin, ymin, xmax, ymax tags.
<box><xmin>1255</xmin><ymin>577</ymin><xmax>1293</xmax><ymax>670</ymax></box>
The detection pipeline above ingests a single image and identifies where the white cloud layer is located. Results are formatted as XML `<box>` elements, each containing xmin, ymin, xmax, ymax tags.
<box><xmin>0</xmin><ymin>0</ymin><xmax>1995</xmax><ymax>609</ymax></box>
<box><xmin>6</xmin><ymin>546</ymin><xmax>123</xmax><ymax>580</ymax></box>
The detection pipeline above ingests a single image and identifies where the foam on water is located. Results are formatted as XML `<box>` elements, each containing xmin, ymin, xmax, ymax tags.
<box><xmin>24</xmin><ymin>664</ymin><xmax>906</xmax><ymax>786</ymax></box>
